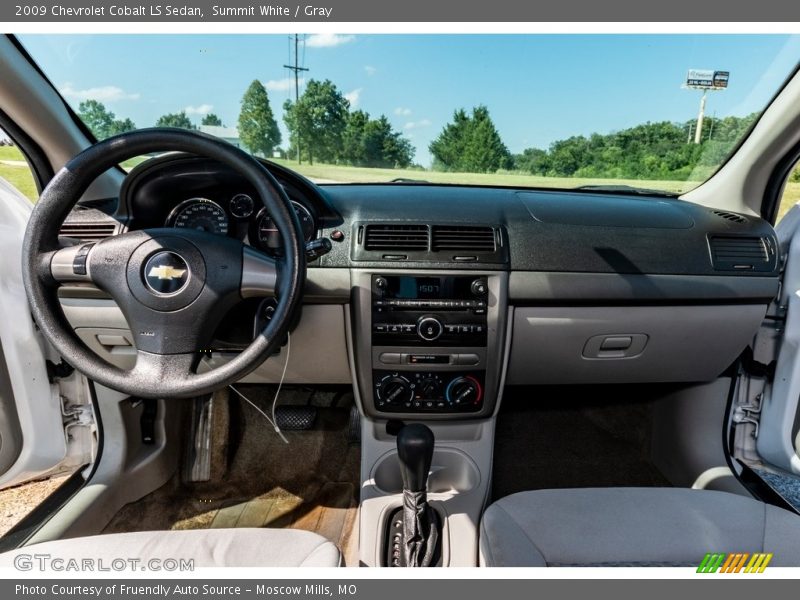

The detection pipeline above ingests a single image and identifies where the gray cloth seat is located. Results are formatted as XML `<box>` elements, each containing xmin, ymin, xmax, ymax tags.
<box><xmin>480</xmin><ymin>488</ymin><xmax>800</xmax><ymax>567</ymax></box>
<box><xmin>0</xmin><ymin>528</ymin><xmax>341</xmax><ymax>568</ymax></box>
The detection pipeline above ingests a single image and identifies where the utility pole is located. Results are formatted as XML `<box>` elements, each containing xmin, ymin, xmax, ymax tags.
<box><xmin>284</xmin><ymin>34</ymin><xmax>309</xmax><ymax>164</ymax></box>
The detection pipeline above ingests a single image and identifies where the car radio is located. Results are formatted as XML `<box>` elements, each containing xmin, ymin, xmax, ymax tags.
<box><xmin>368</xmin><ymin>274</ymin><xmax>489</xmax><ymax>414</ymax></box>
<box><xmin>371</xmin><ymin>275</ymin><xmax>488</xmax><ymax>347</ymax></box>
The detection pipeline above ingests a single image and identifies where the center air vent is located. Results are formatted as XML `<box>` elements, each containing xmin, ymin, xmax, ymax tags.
<box><xmin>354</xmin><ymin>222</ymin><xmax>508</xmax><ymax>264</ymax></box>
<box><xmin>363</xmin><ymin>224</ymin><xmax>429</xmax><ymax>251</ymax></box>
<box><xmin>711</xmin><ymin>210</ymin><xmax>747</xmax><ymax>224</ymax></box>
<box><xmin>709</xmin><ymin>235</ymin><xmax>773</xmax><ymax>272</ymax></box>
<box><xmin>58</xmin><ymin>222</ymin><xmax>118</xmax><ymax>242</ymax></box>
<box><xmin>432</xmin><ymin>225</ymin><xmax>496</xmax><ymax>252</ymax></box>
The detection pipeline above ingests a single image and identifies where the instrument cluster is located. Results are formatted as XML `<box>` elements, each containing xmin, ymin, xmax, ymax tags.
<box><xmin>164</xmin><ymin>193</ymin><xmax>316</xmax><ymax>254</ymax></box>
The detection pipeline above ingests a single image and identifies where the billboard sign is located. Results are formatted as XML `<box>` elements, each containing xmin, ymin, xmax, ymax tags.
<box><xmin>687</xmin><ymin>69</ymin><xmax>729</xmax><ymax>89</ymax></box>
<box><xmin>712</xmin><ymin>71</ymin><xmax>730</xmax><ymax>88</ymax></box>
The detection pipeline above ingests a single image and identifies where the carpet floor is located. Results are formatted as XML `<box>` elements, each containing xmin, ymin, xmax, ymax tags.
<box><xmin>104</xmin><ymin>385</ymin><xmax>360</xmax><ymax>565</ymax></box>
<box><xmin>492</xmin><ymin>385</ymin><xmax>671</xmax><ymax>500</ymax></box>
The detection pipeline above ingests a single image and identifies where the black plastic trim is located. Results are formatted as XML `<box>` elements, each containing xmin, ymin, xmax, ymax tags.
<box><xmin>763</xmin><ymin>135</ymin><xmax>800</xmax><ymax>224</ymax></box>
<box><xmin>0</xmin><ymin>107</ymin><xmax>53</xmax><ymax>194</ymax></box>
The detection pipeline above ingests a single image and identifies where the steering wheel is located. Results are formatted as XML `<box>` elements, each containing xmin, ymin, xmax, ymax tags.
<box><xmin>21</xmin><ymin>128</ymin><xmax>306</xmax><ymax>399</ymax></box>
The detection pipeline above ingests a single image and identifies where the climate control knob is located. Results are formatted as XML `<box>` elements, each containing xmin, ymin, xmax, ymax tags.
<box><xmin>417</xmin><ymin>316</ymin><xmax>443</xmax><ymax>342</ymax></box>
<box><xmin>376</xmin><ymin>375</ymin><xmax>413</xmax><ymax>406</ymax></box>
<box><xmin>418</xmin><ymin>376</ymin><xmax>441</xmax><ymax>399</ymax></box>
<box><xmin>445</xmin><ymin>376</ymin><xmax>483</xmax><ymax>408</ymax></box>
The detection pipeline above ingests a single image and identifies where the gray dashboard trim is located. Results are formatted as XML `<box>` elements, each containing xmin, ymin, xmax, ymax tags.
<box><xmin>509</xmin><ymin>271</ymin><xmax>780</xmax><ymax>303</ymax></box>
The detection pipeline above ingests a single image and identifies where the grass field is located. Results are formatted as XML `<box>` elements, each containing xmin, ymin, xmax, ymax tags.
<box><xmin>1</xmin><ymin>145</ymin><xmax>799</xmax><ymax>220</ymax></box>
<box><xmin>0</xmin><ymin>145</ymin><xmax>37</xmax><ymax>201</ymax></box>
<box><xmin>270</xmin><ymin>158</ymin><xmax>698</xmax><ymax>193</ymax></box>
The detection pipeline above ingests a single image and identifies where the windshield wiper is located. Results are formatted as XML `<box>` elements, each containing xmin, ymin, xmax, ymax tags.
<box><xmin>574</xmin><ymin>184</ymin><xmax>677</xmax><ymax>197</ymax></box>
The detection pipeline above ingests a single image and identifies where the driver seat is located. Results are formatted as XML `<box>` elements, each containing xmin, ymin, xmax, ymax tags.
<box><xmin>480</xmin><ymin>488</ymin><xmax>800</xmax><ymax>567</ymax></box>
<box><xmin>0</xmin><ymin>528</ymin><xmax>341</xmax><ymax>568</ymax></box>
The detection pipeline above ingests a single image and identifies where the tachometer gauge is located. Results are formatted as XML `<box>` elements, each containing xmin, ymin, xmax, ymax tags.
<box><xmin>229</xmin><ymin>193</ymin><xmax>255</xmax><ymax>219</ymax></box>
<box><xmin>166</xmin><ymin>198</ymin><xmax>229</xmax><ymax>235</ymax></box>
<box><xmin>254</xmin><ymin>201</ymin><xmax>316</xmax><ymax>251</ymax></box>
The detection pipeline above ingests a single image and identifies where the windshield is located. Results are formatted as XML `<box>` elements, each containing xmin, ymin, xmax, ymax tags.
<box><xmin>18</xmin><ymin>34</ymin><xmax>800</xmax><ymax>193</ymax></box>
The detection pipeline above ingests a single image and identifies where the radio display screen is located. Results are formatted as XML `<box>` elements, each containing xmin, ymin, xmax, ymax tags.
<box><xmin>394</xmin><ymin>277</ymin><xmax>441</xmax><ymax>299</ymax></box>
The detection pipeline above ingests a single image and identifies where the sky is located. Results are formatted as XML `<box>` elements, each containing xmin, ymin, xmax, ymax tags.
<box><xmin>16</xmin><ymin>34</ymin><xmax>800</xmax><ymax>166</ymax></box>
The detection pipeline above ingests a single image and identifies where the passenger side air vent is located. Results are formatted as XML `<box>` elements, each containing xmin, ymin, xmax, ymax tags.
<box><xmin>709</xmin><ymin>235</ymin><xmax>774</xmax><ymax>272</ymax></box>
<box><xmin>363</xmin><ymin>224</ymin><xmax>429</xmax><ymax>251</ymax></box>
<box><xmin>711</xmin><ymin>210</ymin><xmax>747</xmax><ymax>224</ymax></box>
<box><xmin>431</xmin><ymin>225</ymin><xmax>496</xmax><ymax>252</ymax></box>
<box><xmin>58</xmin><ymin>222</ymin><xmax>118</xmax><ymax>242</ymax></box>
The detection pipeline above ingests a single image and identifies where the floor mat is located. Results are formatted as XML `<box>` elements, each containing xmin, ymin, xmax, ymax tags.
<box><xmin>104</xmin><ymin>386</ymin><xmax>360</xmax><ymax>563</ymax></box>
<box><xmin>753</xmin><ymin>468</ymin><xmax>800</xmax><ymax>513</ymax></box>
<box><xmin>492</xmin><ymin>385</ymin><xmax>671</xmax><ymax>500</ymax></box>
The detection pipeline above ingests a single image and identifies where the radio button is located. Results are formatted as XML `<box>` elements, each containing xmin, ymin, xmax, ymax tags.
<box><xmin>455</xmin><ymin>353</ymin><xmax>480</xmax><ymax>366</ymax></box>
<box><xmin>379</xmin><ymin>353</ymin><xmax>402</xmax><ymax>364</ymax></box>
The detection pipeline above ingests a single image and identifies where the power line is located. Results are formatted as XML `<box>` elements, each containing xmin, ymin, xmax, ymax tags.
<box><xmin>284</xmin><ymin>34</ymin><xmax>309</xmax><ymax>163</ymax></box>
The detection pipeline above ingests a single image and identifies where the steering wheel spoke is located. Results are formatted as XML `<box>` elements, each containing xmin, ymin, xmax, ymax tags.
<box><xmin>47</xmin><ymin>243</ymin><xmax>97</xmax><ymax>283</ymax></box>
<box><xmin>241</xmin><ymin>246</ymin><xmax>279</xmax><ymax>298</ymax></box>
<box><xmin>132</xmin><ymin>349</ymin><xmax>198</xmax><ymax>383</ymax></box>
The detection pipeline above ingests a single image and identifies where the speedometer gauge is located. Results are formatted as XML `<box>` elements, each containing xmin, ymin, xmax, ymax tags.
<box><xmin>166</xmin><ymin>198</ymin><xmax>229</xmax><ymax>235</ymax></box>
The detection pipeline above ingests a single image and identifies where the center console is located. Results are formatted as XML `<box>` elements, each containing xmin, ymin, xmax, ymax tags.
<box><xmin>350</xmin><ymin>268</ymin><xmax>509</xmax><ymax>566</ymax></box>
<box><xmin>351</xmin><ymin>270</ymin><xmax>508</xmax><ymax>421</ymax></box>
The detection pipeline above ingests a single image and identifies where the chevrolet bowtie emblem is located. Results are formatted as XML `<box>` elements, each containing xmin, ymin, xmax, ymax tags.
<box><xmin>148</xmin><ymin>265</ymin><xmax>187</xmax><ymax>280</ymax></box>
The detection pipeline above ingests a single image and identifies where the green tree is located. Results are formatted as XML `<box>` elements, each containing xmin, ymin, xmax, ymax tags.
<box><xmin>342</xmin><ymin>109</ymin><xmax>370</xmax><ymax>165</ymax></box>
<box><xmin>429</xmin><ymin>106</ymin><xmax>510</xmax><ymax>173</ymax></box>
<box><xmin>78</xmin><ymin>100</ymin><xmax>136</xmax><ymax>140</ymax></box>
<box><xmin>341</xmin><ymin>111</ymin><xmax>414</xmax><ymax>168</ymax></box>
<box><xmin>284</xmin><ymin>79</ymin><xmax>349</xmax><ymax>164</ymax></box>
<box><xmin>155</xmin><ymin>111</ymin><xmax>196</xmax><ymax>129</ymax></box>
<box><xmin>429</xmin><ymin>108</ymin><xmax>471</xmax><ymax>171</ymax></box>
<box><xmin>201</xmin><ymin>113</ymin><xmax>223</xmax><ymax>127</ymax></box>
<box><xmin>238</xmin><ymin>81</ymin><xmax>281</xmax><ymax>157</ymax></box>
<box><xmin>516</xmin><ymin>113</ymin><xmax>758</xmax><ymax>181</ymax></box>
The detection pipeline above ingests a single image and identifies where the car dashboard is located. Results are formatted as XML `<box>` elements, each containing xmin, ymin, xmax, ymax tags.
<box><xmin>57</xmin><ymin>153</ymin><xmax>781</xmax><ymax>421</ymax></box>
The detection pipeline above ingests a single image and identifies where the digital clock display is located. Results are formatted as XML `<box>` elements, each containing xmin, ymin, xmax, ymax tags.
<box><xmin>393</xmin><ymin>277</ymin><xmax>441</xmax><ymax>299</ymax></box>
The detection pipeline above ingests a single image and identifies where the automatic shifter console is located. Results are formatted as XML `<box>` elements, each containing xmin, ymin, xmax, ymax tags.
<box><xmin>385</xmin><ymin>423</ymin><xmax>442</xmax><ymax>567</ymax></box>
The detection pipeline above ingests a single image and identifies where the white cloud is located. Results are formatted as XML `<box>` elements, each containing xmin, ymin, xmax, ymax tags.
<box><xmin>404</xmin><ymin>119</ymin><xmax>431</xmax><ymax>130</ymax></box>
<box><xmin>345</xmin><ymin>88</ymin><xmax>362</xmax><ymax>108</ymax></box>
<box><xmin>264</xmin><ymin>77</ymin><xmax>305</xmax><ymax>92</ymax></box>
<box><xmin>394</xmin><ymin>107</ymin><xmax>412</xmax><ymax>117</ymax></box>
<box><xmin>184</xmin><ymin>104</ymin><xmax>213</xmax><ymax>116</ymax></box>
<box><xmin>365</xmin><ymin>65</ymin><xmax>377</xmax><ymax>76</ymax></box>
<box><xmin>306</xmin><ymin>34</ymin><xmax>355</xmax><ymax>48</ymax></box>
<box><xmin>60</xmin><ymin>83</ymin><xmax>140</xmax><ymax>102</ymax></box>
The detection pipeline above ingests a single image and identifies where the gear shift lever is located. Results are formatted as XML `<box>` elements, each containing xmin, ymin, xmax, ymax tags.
<box><xmin>394</xmin><ymin>423</ymin><xmax>440</xmax><ymax>567</ymax></box>
<box><xmin>397</xmin><ymin>423</ymin><xmax>434</xmax><ymax>493</ymax></box>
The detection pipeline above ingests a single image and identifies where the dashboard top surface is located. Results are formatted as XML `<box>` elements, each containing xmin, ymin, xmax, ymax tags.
<box><xmin>91</xmin><ymin>155</ymin><xmax>780</xmax><ymax>278</ymax></box>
